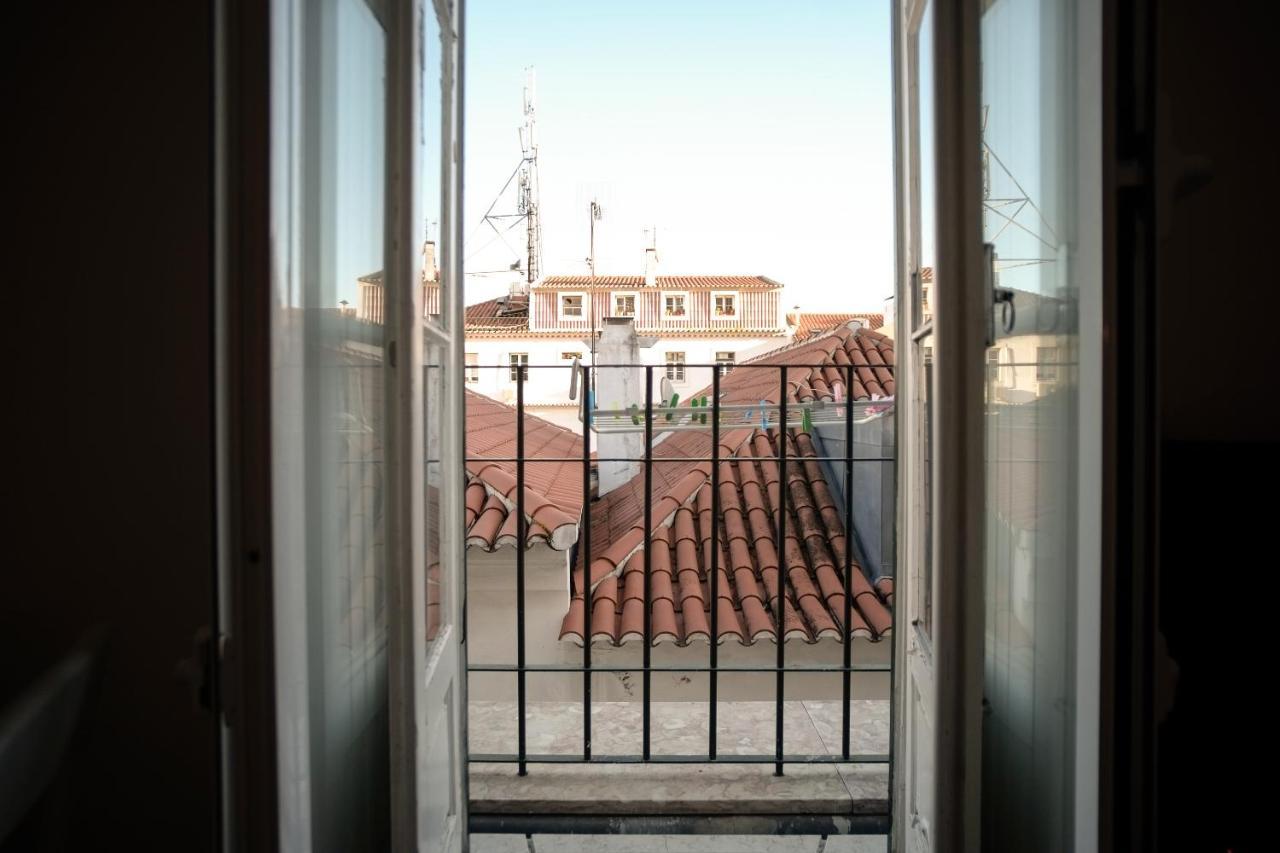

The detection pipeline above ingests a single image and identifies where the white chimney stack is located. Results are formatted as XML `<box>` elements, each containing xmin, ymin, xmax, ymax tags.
<box><xmin>594</xmin><ymin>318</ymin><xmax>647</xmax><ymax>495</ymax></box>
<box><xmin>643</xmin><ymin>246</ymin><xmax>659</xmax><ymax>287</ymax></box>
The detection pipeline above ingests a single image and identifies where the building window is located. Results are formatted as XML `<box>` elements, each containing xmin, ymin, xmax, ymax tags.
<box><xmin>559</xmin><ymin>293</ymin><xmax>585</xmax><ymax>320</ymax></box>
<box><xmin>1036</xmin><ymin>346</ymin><xmax>1058</xmax><ymax>381</ymax></box>
<box><xmin>665</xmin><ymin>352</ymin><xmax>686</xmax><ymax>382</ymax></box>
<box><xmin>509</xmin><ymin>352</ymin><xmax>529</xmax><ymax>382</ymax></box>
<box><xmin>712</xmin><ymin>292</ymin><xmax>738</xmax><ymax>318</ymax></box>
<box><xmin>561</xmin><ymin>351</ymin><xmax>582</xmax><ymax>361</ymax></box>
<box><xmin>986</xmin><ymin>347</ymin><xmax>999</xmax><ymax>380</ymax></box>
<box><xmin>465</xmin><ymin>352</ymin><xmax>479</xmax><ymax>383</ymax></box>
<box><xmin>663</xmin><ymin>293</ymin><xmax>687</xmax><ymax>318</ymax></box>
<box><xmin>715</xmin><ymin>350</ymin><xmax>735</xmax><ymax>375</ymax></box>
<box><xmin>613</xmin><ymin>293</ymin><xmax>636</xmax><ymax>317</ymax></box>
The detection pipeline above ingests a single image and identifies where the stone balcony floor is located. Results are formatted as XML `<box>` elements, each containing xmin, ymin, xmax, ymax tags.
<box><xmin>469</xmin><ymin>698</ymin><xmax>890</xmax><ymax>851</ymax></box>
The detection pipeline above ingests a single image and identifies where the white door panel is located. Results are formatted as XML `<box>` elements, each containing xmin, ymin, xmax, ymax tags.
<box><xmin>894</xmin><ymin>0</ymin><xmax>987</xmax><ymax>849</ymax></box>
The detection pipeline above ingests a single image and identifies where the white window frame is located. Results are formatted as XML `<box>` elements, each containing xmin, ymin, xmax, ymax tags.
<box><xmin>663</xmin><ymin>291</ymin><xmax>689</xmax><ymax>320</ymax></box>
<box><xmin>464</xmin><ymin>352</ymin><xmax>479</xmax><ymax>383</ymax></box>
<box><xmin>665</xmin><ymin>351</ymin><xmax>686</xmax><ymax>382</ymax></box>
<box><xmin>1036</xmin><ymin>345</ymin><xmax>1059</xmax><ymax>381</ymax></box>
<box><xmin>715</xmin><ymin>350</ymin><xmax>736</xmax><ymax>375</ymax></box>
<box><xmin>558</xmin><ymin>292</ymin><xmax>586</xmax><ymax>321</ymax></box>
<box><xmin>711</xmin><ymin>290</ymin><xmax>739</xmax><ymax>320</ymax></box>
<box><xmin>612</xmin><ymin>291</ymin><xmax>637</xmax><ymax>318</ymax></box>
<box><xmin>509</xmin><ymin>352</ymin><xmax>529</xmax><ymax>382</ymax></box>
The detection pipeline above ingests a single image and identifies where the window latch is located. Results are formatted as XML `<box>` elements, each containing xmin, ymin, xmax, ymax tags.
<box><xmin>986</xmin><ymin>243</ymin><xmax>1015</xmax><ymax>345</ymax></box>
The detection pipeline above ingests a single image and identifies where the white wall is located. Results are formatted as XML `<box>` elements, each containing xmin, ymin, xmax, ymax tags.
<box><xmin>462</xmin><ymin>336</ymin><xmax>786</xmax><ymax>409</ymax></box>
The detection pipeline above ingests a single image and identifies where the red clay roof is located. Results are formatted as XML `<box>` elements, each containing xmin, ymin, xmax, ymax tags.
<box><xmin>464</xmin><ymin>389</ymin><xmax>583</xmax><ymax>551</ymax></box>
<box><xmin>788</xmin><ymin>312</ymin><xmax>885</xmax><ymax>341</ymax></box>
<box><xmin>537</xmin><ymin>275</ymin><xmax>782</xmax><ymax>290</ymax></box>
<box><xmin>465</xmin><ymin>294</ymin><xmax>529</xmax><ymax>332</ymax></box>
<box><xmin>559</xmin><ymin>325</ymin><xmax>896</xmax><ymax>647</ymax></box>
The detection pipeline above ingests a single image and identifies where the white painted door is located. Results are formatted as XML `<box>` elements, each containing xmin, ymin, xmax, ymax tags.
<box><xmin>403</xmin><ymin>1</ymin><xmax>467</xmax><ymax>851</ymax></box>
<box><xmin>893</xmin><ymin>0</ymin><xmax>987</xmax><ymax>850</ymax></box>
<box><xmin>977</xmin><ymin>0</ymin><xmax>1101</xmax><ymax>849</ymax></box>
<box><xmin>252</xmin><ymin>0</ymin><xmax>466</xmax><ymax>850</ymax></box>
<box><xmin>895</xmin><ymin>3</ymin><xmax>940</xmax><ymax>849</ymax></box>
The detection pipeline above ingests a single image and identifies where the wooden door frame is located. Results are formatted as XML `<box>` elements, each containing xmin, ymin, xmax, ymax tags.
<box><xmin>215</xmin><ymin>0</ymin><xmax>279</xmax><ymax>849</ymax></box>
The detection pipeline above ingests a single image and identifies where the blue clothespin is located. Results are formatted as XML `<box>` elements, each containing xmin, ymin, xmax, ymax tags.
<box><xmin>760</xmin><ymin>399</ymin><xmax>768</xmax><ymax>429</ymax></box>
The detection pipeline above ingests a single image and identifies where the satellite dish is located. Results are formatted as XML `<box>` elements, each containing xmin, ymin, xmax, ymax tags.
<box><xmin>659</xmin><ymin>376</ymin><xmax>676</xmax><ymax>405</ymax></box>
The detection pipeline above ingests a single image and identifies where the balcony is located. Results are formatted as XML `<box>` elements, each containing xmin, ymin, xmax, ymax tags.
<box><xmin>462</xmin><ymin>322</ymin><xmax>897</xmax><ymax>843</ymax></box>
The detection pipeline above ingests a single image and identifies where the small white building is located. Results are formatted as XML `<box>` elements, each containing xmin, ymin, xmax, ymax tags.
<box><xmin>462</xmin><ymin>262</ymin><xmax>791</xmax><ymax>431</ymax></box>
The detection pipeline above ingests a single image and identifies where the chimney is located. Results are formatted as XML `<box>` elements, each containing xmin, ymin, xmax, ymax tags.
<box><xmin>422</xmin><ymin>240</ymin><xmax>439</xmax><ymax>282</ymax></box>
<box><xmin>594</xmin><ymin>318</ymin><xmax>647</xmax><ymax>495</ymax></box>
<box><xmin>643</xmin><ymin>246</ymin><xmax>659</xmax><ymax>287</ymax></box>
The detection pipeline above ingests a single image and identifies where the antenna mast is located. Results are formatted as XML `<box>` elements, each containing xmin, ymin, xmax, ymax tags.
<box><xmin>587</xmin><ymin>199</ymin><xmax>602</xmax><ymax>278</ymax></box>
<box><xmin>469</xmin><ymin>68</ymin><xmax>545</xmax><ymax>290</ymax></box>
<box><xmin>518</xmin><ymin>67</ymin><xmax>541</xmax><ymax>285</ymax></box>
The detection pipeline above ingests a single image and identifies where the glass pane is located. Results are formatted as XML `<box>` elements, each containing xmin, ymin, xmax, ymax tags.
<box><xmin>980</xmin><ymin>0</ymin><xmax>1081</xmax><ymax>849</ymax></box>
<box><xmin>914</xmin><ymin>4</ymin><xmax>937</xmax><ymax>330</ymax></box>
<box><xmin>421</xmin><ymin>6</ymin><xmax>445</xmax><ymax>329</ymax></box>
<box><xmin>425</xmin><ymin>342</ymin><xmax>446</xmax><ymax>651</ymax></box>
<box><xmin>271</xmin><ymin>0</ymin><xmax>389</xmax><ymax>848</ymax></box>
<box><xmin>918</xmin><ymin>334</ymin><xmax>934</xmax><ymax>637</ymax></box>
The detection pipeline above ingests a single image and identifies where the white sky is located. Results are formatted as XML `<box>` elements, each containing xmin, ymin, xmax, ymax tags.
<box><xmin>462</xmin><ymin>1</ymin><xmax>895</xmax><ymax>314</ymax></box>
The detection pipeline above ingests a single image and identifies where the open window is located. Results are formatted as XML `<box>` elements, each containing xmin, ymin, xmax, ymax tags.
<box><xmin>613</xmin><ymin>291</ymin><xmax>637</xmax><ymax>317</ymax></box>
<box><xmin>711</xmin><ymin>290</ymin><xmax>738</xmax><ymax>319</ymax></box>
<box><xmin>559</xmin><ymin>292</ymin><xmax>585</xmax><ymax>320</ymax></box>
<box><xmin>662</xmin><ymin>292</ymin><xmax>687</xmax><ymax>319</ymax></box>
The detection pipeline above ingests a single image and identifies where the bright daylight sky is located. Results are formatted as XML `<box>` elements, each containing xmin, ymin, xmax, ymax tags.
<box><xmin>462</xmin><ymin>0</ymin><xmax>894</xmax><ymax>314</ymax></box>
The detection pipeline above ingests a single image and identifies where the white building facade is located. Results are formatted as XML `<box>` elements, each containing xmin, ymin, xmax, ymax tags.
<box><xmin>464</xmin><ymin>274</ymin><xmax>791</xmax><ymax>430</ymax></box>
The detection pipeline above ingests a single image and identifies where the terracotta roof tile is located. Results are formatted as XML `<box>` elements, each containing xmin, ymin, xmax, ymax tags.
<box><xmin>538</xmin><ymin>275</ymin><xmax>782</xmax><ymax>290</ymax></box>
<box><xmin>465</xmin><ymin>294</ymin><xmax>529</xmax><ymax>332</ymax></box>
<box><xmin>559</xmin><ymin>325</ymin><xmax>896</xmax><ymax>647</ymax></box>
<box><xmin>788</xmin><ymin>312</ymin><xmax>886</xmax><ymax>341</ymax></box>
<box><xmin>464</xmin><ymin>389</ymin><xmax>583</xmax><ymax>552</ymax></box>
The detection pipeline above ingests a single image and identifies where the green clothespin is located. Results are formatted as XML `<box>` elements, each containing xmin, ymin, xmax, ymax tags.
<box><xmin>699</xmin><ymin>396</ymin><xmax>708</xmax><ymax>424</ymax></box>
<box><xmin>666</xmin><ymin>392</ymin><xmax>678</xmax><ymax>421</ymax></box>
<box><xmin>801</xmin><ymin>407</ymin><xmax>813</xmax><ymax>434</ymax></box>
<box><xmin>628</xmin><ymin>403</ymin><xmax>640</xmax><ymax>425</ymax></box>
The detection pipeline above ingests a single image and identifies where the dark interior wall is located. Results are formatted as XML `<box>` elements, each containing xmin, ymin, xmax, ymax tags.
<box><xmin>3</xmin><ymin>2</ymin><xmax>217</xmax><ymax>849</ymax></box>
<box><xmin>1153</xmin><ymin>1</ymin><xmax>1276</xmax><ymax>850</ymax></box>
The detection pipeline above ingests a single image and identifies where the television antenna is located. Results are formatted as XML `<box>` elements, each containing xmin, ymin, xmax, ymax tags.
<box><xmin>466</xmin><ymin>67</ymin><xmax>543</xmax><ymax>287</ymax></box>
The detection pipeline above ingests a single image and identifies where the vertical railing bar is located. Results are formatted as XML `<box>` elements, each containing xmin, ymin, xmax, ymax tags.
<box><xmin>842</xmin><ymin>362</ymin><xmax>855</xmax><ymax>759</ymax></box>
<box><xmin>709</xmin><ymin>367</ymin><xmax>720</xmax><ymax>760</ymax></box>
<box><xmin>581</xmin><ymin>363</ymin><xmax>592</xmax><ymax>761</ymax></box>
<box><xmin>775</xmin><ymin>367</ymin><xmax>787</xmax><ymax>777</ymax></box>
<box><xmin>643</xmin><ymin>366</ymin><xmax>653</xmax><ymax>761</ymax></box>
<box><xmin>516</xmin><ymin>365</ymin><xmax>527</xmax><ymax>776</ymax></box>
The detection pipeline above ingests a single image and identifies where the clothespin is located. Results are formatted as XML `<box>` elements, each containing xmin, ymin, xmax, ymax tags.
<box><xmin>760</xmin><ymin>399</ymin><xmax>768</xmax><ymax>429</ymax></box>
<box><xmin>802</xmin><ymin>407</ymin><xmax>813</xmax><ymax>434</ymax></box>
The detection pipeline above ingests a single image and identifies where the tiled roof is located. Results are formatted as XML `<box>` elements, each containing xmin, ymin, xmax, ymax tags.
<box><xmin>464</xmin><ymin>389</ymin><xmax>583</xmax><ymax>552</ymax></box>
<box><xmin>789</xmin><ymin>312</ymin><xmax>885</xmax><ymax>341</ymax></box>
<box><xmin>559</xmin><ymin>324</ymin><xmax>896</xmax><ymax>647</ymax></box>
<box><xmin>537</xmin><ymin>275</ymin><xmax>782</xmax><ymax>290</ymax></box>
<box><xmin>465</xmin><ymin>295</ymin><xmax>529</xmax><ymax>332</ymax></box>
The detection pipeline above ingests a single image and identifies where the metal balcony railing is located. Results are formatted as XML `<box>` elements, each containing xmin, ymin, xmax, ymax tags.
<box><xmin>463</xmin><ymin>361</ymin><xmax>896</xmax><ymax>784</ymax></box>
